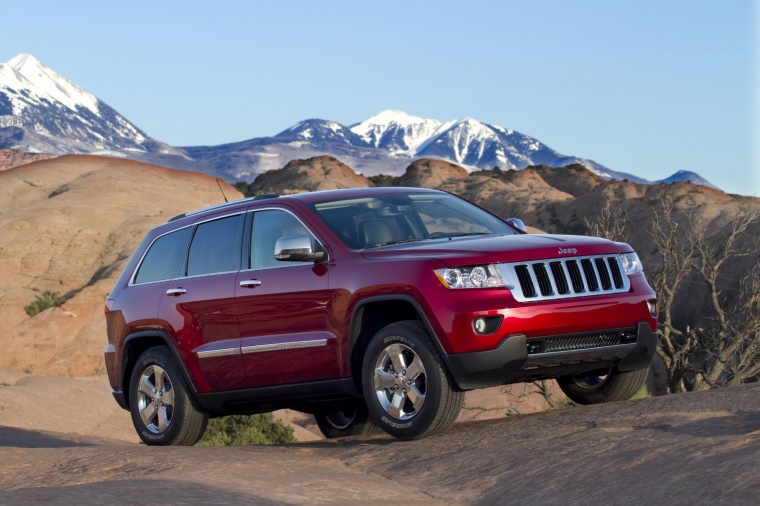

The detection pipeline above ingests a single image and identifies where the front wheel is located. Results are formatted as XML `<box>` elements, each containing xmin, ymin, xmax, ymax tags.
<box><xmin>314</xmin><ymin>400</ymin><xmax>382</xmax><ymax>438</ymax></box>
<box><xmin>362</xmin><ymin>321</ymin><xmax>464</xmax><ymax>439</ymax></box>
<box><xmin>557</xmin><ymin>366</ymin><xmax>649</xmax><ymax>405</ymax></box>
<box><xmin>129</xmin><ymin>347</ymin><xmax>208</xmax><ymax>445</ymax></box>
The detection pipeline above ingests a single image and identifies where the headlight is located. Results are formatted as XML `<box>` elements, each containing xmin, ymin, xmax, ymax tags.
<box><xmin>620</xmin><ymin>252</ymin><xmax>643</xmax><ymax>275</ymax></box>
<box><xmin>435</xmin><ymin>265</ymin><xmax>505</xmax><ymax>289</ymax></box>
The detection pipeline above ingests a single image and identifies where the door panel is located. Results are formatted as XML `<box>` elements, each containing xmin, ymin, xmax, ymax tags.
<box><xmin>236</xmin><ymin>264</ymin><xmax>339</xmax><ymax>387</ymax></box>
<box><xmin>159</xmin><ymin>273</ymin><xmax>244</xmax><ymax>392</ymax></box>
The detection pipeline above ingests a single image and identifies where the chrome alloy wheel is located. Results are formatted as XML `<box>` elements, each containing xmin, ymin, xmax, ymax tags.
<box><xmin>324</xmin><ymin>409</ymin><xmax>357</xmax><ymax>430</ymax></box>
<box><xmin>373</xmin><ymin>343</ymin><xmax>426</xmax><ymax>420</ymax></box>
<box><xmin>136</xmin><ymin>365</ymin><xmax>175</xmax><ymax>434</ymax></box>
<box><xmin>568</xmin><ymin>373</ymin><xmax>609</xmax><ymax>390</ymax></box>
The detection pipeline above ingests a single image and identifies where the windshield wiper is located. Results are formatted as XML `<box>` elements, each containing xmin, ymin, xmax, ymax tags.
<box><xmin>444</xmin><ymin>232</ymin><xmax>493</xmax><ymax>239</ymax></box>
<box><xmin>366</xmin><ymin>238</ymin><xmax>424</xmax><ymax>248</ymax></box>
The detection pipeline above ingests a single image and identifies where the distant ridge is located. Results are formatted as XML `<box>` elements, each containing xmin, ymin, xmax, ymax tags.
<box><xmin>654</xmin><ymin>170</ymin><xmax>719</xmax><ymax>190</ymax></box>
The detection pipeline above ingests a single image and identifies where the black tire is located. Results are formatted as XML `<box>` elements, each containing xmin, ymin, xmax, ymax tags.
<box><xmin>361</xmin><ymin>320</ymin><xmax>464</xmax><ymax>440</ymax></box>
<box><xmin>129</xmin><ymin>347</ymin><xmax>208</xmax><ymax>446</ymax></box>
<box><xmin>557</xmin><ymin>366</ymin><xmax>650</xmax><ymax>405</ymax></box>
<box><xmin>314</xmin><ymin>400</ymin><xmax>383</xmax><ymax>438</ymax></box>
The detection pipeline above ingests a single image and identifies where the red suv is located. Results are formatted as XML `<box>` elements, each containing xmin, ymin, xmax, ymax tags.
<box><xmin>105</xmin><ymin>187</ymin><xmax>658</xmax><ymax>445</ymax></box>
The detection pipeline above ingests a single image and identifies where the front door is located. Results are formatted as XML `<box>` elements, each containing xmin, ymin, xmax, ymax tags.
<box><xmin>236</xmin><ymin>208</ymin><xmax>339</xmax><ymax>388</ymax></box>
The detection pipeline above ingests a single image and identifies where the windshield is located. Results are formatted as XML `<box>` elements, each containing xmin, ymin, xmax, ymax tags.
<box><xmin>307</xmin><ymin>193</ymin><xmax>519</xmax><ymax>249</ymax></box>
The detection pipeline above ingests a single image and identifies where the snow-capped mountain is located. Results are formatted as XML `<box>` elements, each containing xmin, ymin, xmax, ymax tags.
<box><xmin>346</xmin><ymin>110</ymin><xmax>642</xmax><ymax>181</ymax></box>
<box><xmin>185</xmin><ymin>109</ymin><xmax>648</xmax><ymax>182</ymax></box>
<box><xmin>351</xmin><ymin>110</ymin><xmax>443</xmax><ymax>152</ymax></box>
<box><xmin>277</xmin><ymin>119</ymin><xmax>370</xmax><ymax>147</ymax></box>
<box><xmin>1</xmin><ymin>54</ymin><xmax>717</xmax><ymax>190</ymax></box>
<box><xmin>0</xmin><ymin>53</ymin><xmax>204</xmax><ymax>170</ymax></box>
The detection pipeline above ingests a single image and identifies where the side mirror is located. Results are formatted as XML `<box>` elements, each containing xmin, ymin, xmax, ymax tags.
<box><xmin>506</xmin><ymin>218</ymin><xmax>527</xmax><ymax>234</ymax></box>
<box><xmin>275</xmin><ymin>234</ymin><xmax>325</xmax><ymax>262</ymax></box>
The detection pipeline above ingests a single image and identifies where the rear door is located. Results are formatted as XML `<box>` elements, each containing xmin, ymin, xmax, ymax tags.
<box><xmin>158</xmin><ymin>213</ymin><xmax>246</xmax><ymax>393</ymax></box>
<box><xmin>236</xmin><ymin>208</ymin><xmax>340</xmax><ymax>388</ymax></box>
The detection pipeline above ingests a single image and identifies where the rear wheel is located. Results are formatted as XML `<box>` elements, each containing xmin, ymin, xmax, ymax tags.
<box><xmin>362</xmin><ymin>320</ymin><xmax>464</xmax><ymax>439</ymax></box>
<box><xmin>314</xmin><ymin>400</ymin><xmax>382</xmax><ymax>438</ymax></box>
<box><xmin>557</xmin><ymin>366</ymin><xmax>649</xmax><ymax>405</ymax></box>
<box><xmin>129</xmin><ymin>347</ymin><xmax>208</xmax><ymax>446</ymax></box>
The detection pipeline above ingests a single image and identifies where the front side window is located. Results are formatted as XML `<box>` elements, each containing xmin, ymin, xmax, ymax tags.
<box><xmin>250</xmin><ymin>210</ymin><xmax>314</xmax><ymax>269</ymax></box>
<box><xmin>133</xmin><ymin>227</ymin><xmax>192</xmax><ymax>284</ymax></box>
<box><xmin>186</xmin><ymin>214</ymin><xmax>243</xmax><ymax>277</ymax></box>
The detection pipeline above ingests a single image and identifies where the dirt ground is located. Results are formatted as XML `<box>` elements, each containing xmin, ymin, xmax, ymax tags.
<box><xmin>1</xmin><ymin>378</ymin><xmax>758</xmax><ymax>504</ymax></box>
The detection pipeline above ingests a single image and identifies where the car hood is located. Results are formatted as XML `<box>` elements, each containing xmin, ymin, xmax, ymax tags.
<box><xmin>360</xmin><ymin>234</ymin><xmax>632</xmax><ymax>265</ymax></box>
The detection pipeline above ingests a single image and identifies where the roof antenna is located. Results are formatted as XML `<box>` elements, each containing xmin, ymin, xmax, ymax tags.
<box><xmin>216</xmin><ymin>179</ymin><xmax>228</xmax><ymax>203</ymax></box>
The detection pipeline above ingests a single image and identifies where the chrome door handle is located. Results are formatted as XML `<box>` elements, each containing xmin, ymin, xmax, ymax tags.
<box><xmin>239</xmin><ymin>280</ymin><xmax>262</xmax><ymax>289</ymax></box>
<box><xmin>166</xmin><ymin>288</ymin><xmax>187</xmax><ymax>296</ymax></box>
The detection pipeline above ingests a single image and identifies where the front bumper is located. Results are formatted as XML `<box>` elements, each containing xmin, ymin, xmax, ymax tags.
<box><xmin>443</xmin><ymin>322</ymin><xmax>658</xmax><ymax>390</ymax></box>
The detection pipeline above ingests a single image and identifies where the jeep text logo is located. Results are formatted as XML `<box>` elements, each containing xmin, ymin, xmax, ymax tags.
<box><xmin>558</xmin><ymin>247</ymin><xmax>578</xmax><ymax>255</ymax></box>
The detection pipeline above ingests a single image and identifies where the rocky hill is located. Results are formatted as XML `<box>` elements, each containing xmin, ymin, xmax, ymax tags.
<box><xmin>0</xmin><ymin>155</ymin><xmax>242</xmax><ymax>376</ymax></box>
<box><xmin>0</xmin><ymin>148</ymin><xmax>56</xmax><ymax>171</ymax></box>
<box><xmin>247</xmin><ymin>155</ymin><xmax>371</xmax><ymax>195</ymax></box>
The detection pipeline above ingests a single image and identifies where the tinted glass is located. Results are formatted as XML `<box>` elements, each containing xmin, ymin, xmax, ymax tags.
<box><xmin>134</xmin><ymin>227</ymin><xmax>192</xmax><ymax>284</ymax></box>
<box><xmin>308</xmin><ymin>193</ymin><xmax>517</xmax><ymax>248</ymax></box>
<box><xmin>186</xmin><ymin>214</ymin><xmax>243</xmax><ymax>276</ymax></box>
<box><xmin>251</xmin><ymin>210</ymin><xmax>312</xmax><ymax>269</ymax></box>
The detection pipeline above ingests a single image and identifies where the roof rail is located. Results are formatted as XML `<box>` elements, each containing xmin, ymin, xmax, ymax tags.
<box><xmin>168</xmin><ymin>194</ymin><xmax>279</xmax><ymax>222</ymax></box>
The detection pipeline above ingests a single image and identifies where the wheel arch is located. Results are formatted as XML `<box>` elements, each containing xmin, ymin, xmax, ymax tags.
<box><xmin>348</xmin><ymin>295</ymin><xmax>447</xmax><ymax>387</ymax></box>
<box><xmin>120</xmin><ymin>330</ymin><xmax>197</xmax><ymax>408</ymax></box>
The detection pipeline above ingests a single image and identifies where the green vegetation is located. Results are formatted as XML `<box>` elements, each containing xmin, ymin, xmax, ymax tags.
<box><xmin>196</xmin><ymin>413</ymin><xmax>295</xmax><ymax>446</ymax></box>
<box><xmin>630</xmin><ymin>384</ymin><xmax>653</xmax><ymax>400</ymax></box>
<box><xmin>24</xmin><ymin>290</ymin><xmax>66</xmax><ymax>317</ymax></box>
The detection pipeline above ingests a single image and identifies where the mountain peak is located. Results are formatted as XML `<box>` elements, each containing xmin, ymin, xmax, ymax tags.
<box><xmin>351</xmin><ymin>110</ymin><xmax>443</xmax><ymax>151</ymax></box>
<box><xmin>361</xmin><ymin>109</ymin><xmax>435</xmax><ymax>127</ymax></box>
<box><xmin>655</xmin><ymin>170</ymin><xmax>719</xmax><ymax>190</ymax></box>
<box><xmin>2</xmin><ymin>53</ymin><xmax>100</xmax><ymax>115</ymax></box>
<box><xmin>7</xmin><ymin>53</ymin><xmax>43</xmax><ymax>72</ymax></box>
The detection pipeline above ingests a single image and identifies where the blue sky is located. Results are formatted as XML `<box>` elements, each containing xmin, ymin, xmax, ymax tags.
<box><xmin>2</xmin><ymin>1</ymin><xmax>758</xmax><ymax>195</ymax></box>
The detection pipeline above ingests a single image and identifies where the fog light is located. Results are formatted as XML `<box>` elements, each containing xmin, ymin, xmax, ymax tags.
<box><xmin>472</xmin><ymin>315</ymin><xmax>503</xmax><ymax>335</ymax></box>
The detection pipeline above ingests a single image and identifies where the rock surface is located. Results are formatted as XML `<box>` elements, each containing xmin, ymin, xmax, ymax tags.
<box><xmin>1</xmin><ymin>383</ymin><xmax>758</xmax><ymax>504</ymax></box>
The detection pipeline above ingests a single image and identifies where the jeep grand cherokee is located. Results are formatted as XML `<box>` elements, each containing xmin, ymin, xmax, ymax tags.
<box><xmin>105</xmin><ymin>187</ymin><xmax>658</xmax><ymax>444</ymax></box>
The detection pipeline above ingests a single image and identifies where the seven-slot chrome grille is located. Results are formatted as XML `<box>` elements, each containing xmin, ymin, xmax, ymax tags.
<box><xmin>496</xmin><ymin>254</ymin><xmax>630</xmax><ymax>302</ymax></box>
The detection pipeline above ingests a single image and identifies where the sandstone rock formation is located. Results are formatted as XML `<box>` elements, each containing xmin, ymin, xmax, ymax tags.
<box><xmin>246</xmin><ymin>155</ymin><xmax>371</xmax><ymax>195</ymax></box>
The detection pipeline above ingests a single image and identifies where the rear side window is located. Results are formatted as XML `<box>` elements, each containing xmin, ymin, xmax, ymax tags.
<box><xmin>133</xmin><ymin>227</ymin><xmax>192</xmax><ymax>284</ymax></box>
<box><xmin>186</xmin><ymin>214</ymin><xmax>243</xmax><ymax>277</ymax></box>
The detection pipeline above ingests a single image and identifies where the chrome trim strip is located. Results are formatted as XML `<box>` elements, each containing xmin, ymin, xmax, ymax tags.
<box><xmin>241</xmin><ymin>338</ymin><xmax>328</xmax><ymax>354</ymax></box>
<box><xmin>196</xmin><ymin>347</ymin><xmax>242</xmax><ymax>359</ymax></box>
